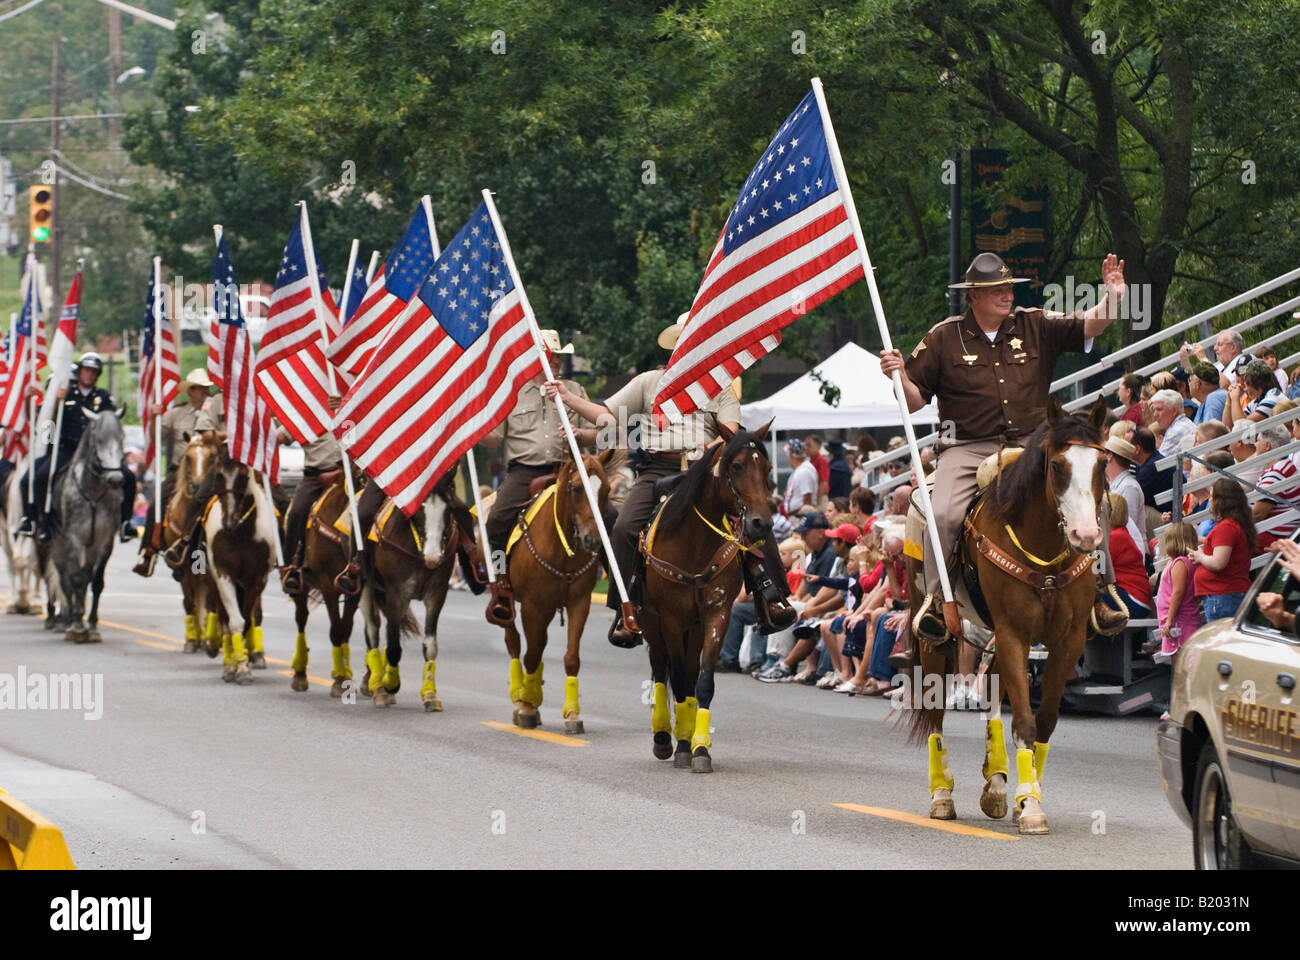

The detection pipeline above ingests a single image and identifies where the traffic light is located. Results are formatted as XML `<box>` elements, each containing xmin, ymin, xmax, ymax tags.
<box><xmin>29</xmin><ymin>184</ymin><xmax>53</xmax><ymax>243</ymax></box>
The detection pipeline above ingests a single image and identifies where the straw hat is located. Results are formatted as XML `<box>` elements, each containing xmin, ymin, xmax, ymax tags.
<box><xmin>538</xmin><ymin>329</ymin><xmax>574</xmax><ymax>354</ymax></box>
<box><xmin>183</xmin><ymin>368</ymin><xmax>214</xmax><ymax>390</ymax></box>
<box><xmin>1104</xmin><ymin>435</ymin><xmax>1138</xmax><ymax>462</ymax></box>
<box><xmin>658</xmin><ymin>312</ymin><xmax>690</xmax><ymax>350</ymax></box>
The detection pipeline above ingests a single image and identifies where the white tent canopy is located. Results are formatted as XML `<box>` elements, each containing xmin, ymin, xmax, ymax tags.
<box><xmin>740</xmin><ymin>341</ymin><xmax>939</xmax><ymax>432</ymax></box>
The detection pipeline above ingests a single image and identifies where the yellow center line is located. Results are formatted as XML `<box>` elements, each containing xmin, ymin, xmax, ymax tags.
<box><xmin>832</xmin><ymin>802</ymin><xmax>1019</xmax><ymax>840</ymax></box>
<box><xmin>481</xmin><ymin>720</ymin><xmax>589</xmax><ymax>747</ymax></box>
<box><xmin>275</xmin><ymin>669</ymin><xmax>332</xmax><ymax>688</ymax></box>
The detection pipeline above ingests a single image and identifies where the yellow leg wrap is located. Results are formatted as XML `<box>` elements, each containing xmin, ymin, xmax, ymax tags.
<box><xmin>184</xmin><ymin>614</ymin><xmax>198</xmax><ymax>641</ymax></box>
<box><xmin>221</xmin><ymin>634</ymin><xmax>233</xmax><ymax>666</ymax></box>
<box><xmin>379</xmin><ymin>662</ymin><xmax>400</xmax><ymax>692</ymax></box>
<box><xmin>928</xmin><ymin>734</ymin><xmax>954</xmax><ymax>794</ymax></box>
<box><xmin>230</xmin><ymin>631</ymin><xmax>248</xmax><ymax>664</ymax></box>
<box><xmin>204</xmin><ymin>612</ymin><xmax>220</xmax><ymax>643</ymax></box>
<box><xmin>690</xmin><ymin>707</ymin><xmax>711</xmax><ymax>751</ymax></box>
<box><xmin>365</xmin><ymin>648</ymin><xmax>385</xmax><ymax>686</ymax></box>
<box><xmin>520</xmin><ymin>663</ymin><xmax>544</xmax><ymax>707</ymax></box>
<box><xmin>982</xmin><ymin>716</ymin><xmax>1009</xmax><ymax>781</ymax></box>
<box><xmin>562</xmin><ymin>675</ymin><xmax>580</xmax><ymax>719</ymax></box>
<box><xmin>332</xmin><ymin>643</ymin><xmax>352</xmax><ymax>680</ymax></box>
<box><xmin>291</xmin><ymin>632</ymin><xmax>309</xmax><ymax>672</ymax></box>
<box><xmin>509</xmin><ymin>658</ymin><xmax>524</xmax><ymax>704</ymax></box>
<box><xmin>420</xmin><ymin>660</ymin><xmax>437</xmax><ymax>698</ymax></box>
<box><xmin>250</xmin><ymin>624</ymin><xmax>264</xmax><ymax>654</ymax></box>
<box><xmin>673</xmin><ymin>696</ymin><xmax>698</xmax><ymax>743</ymax></box>
<box><xmin>1014</xmin><ymin>747</ymin><xmax>1041</xmax><ymax>805</ymax></box>
<box><xmin>650</xmin><ymin>682</ymin><xmax>670</xmax><ymax>734</ymax></box>
<box><xmin>1033</xmin><ymin>741</ymin><xmax>1049</xmax><ymax>783</ymax></box>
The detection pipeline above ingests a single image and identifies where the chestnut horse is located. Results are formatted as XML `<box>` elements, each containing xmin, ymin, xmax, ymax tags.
<box><xmin>907</xmin><ymin>397</ymin><xmax>1108</xmax><ymax>834</ymax></box>
<box><xmin>202</xmin><ymin>455</ymin><xmax>279</xmax><ymax>684</ymax></box>
<box><xmin>496</xmin><ymin>449</ymin><xmax>623</xmax><ymax>733</ymax></box>
<box><xmin>167</xmin><ymin>433</ymin><xmax>223</xmax><ymax>655</ymax></box>
<box><xmin>639</xmin><ymin>421</ymin><xmax>774</xmax><ymax>773</ymax></box>
<box><xmin>289</xmin><ymin>479</ymin><xmax>361</xmax><ymax>697</ymax></box>
<box><xmin>359</xmin><ymin>475</ymin><xmax>474</xmax><ymax>709</ymax></box>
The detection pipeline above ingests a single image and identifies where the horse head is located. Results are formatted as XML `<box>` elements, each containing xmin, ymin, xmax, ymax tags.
<box><xmin>77</xmin><ymin>407</ymin><xmax>126</xmax><ymax>487</ymax></box>
<box><xmin>1041</xmin><ymin>396</ymin><xmax>1108</xmax><ymax>552</ymax></box>
<box><xmin>212</xmin><ymin>450</ymin><xmax>255</xmax><ymax>532</ymax></box>
<box><xmin>711</xmin><ymin>418</ymin><xmax>776</xmax><ymax>546</ymax></box>
<box><xmin>179</xmin><ymin>430</ymin><xmax>221</xmax><ymax>497</ymax></box>
<box><xmin>557</xmin><ymin>448</ymin><xmax>624</xmax><ymax>556</ymax></box>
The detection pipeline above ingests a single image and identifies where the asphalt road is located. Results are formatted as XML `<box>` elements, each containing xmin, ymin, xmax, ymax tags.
<box><xmin>0</xmin><ymin>547</ymin><xmax>1193</xmax><ymax>869</ymax></box>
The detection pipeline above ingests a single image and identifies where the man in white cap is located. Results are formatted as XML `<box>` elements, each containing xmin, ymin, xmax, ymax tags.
<box><xmin>549</xmin><ymin>313</ymin><xmax>794</xmax><ymax>646</ymax></box>
<box><xmin>1104</xmin><ymin>433</ymin><xmax>1146</xmax><ymax>554</ymax></box>
<box><xmin>134</xmin><ymin>368</ymin><xmax>224</xmax><ymax>576</ymax></box>
<box><xmin>479</xmin><ymin>330</ymin><xmax>596</xmax><ymax>624</ymax></box>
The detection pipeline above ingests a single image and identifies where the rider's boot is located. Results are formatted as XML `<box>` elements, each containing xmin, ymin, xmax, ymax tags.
<box><xmin>119</xmin><ymin>520</ymin><xmax>136</xmax><ymax>543</ymax></box>
<box><xmin>133</xmin><ymin>522</ymin><xmax>163</xmax><ymax>577</ymax></box>
<box><xmin>745</xmin><ymin>548</ymin><xmax>797</xmax><ymax>634</ymax></box>
<box><xmin>912</xmin><ymin>592</ymin><xmax>955</xmax><ymax>653</ymax></box>
<box><xmin>36</xmin><ymin>513</ymin><xmax>55</xmax><ymax>543</ymax></box>
<box><xmin>1091</xmin><ymin>582</ymin><xmax>1129</xmax><ymax>637</ymax></box>
<box><xmin>607</xmin><ymin>599</ymin><xmax>643</xmax><ymax>648</ymax></box>
<box><xmin>333</xmin><ymin>555</ymin><xmax>361</xmax><ymax>596</ymax></box>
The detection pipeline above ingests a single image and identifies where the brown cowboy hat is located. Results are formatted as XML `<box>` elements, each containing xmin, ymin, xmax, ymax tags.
<box><xmin>948</xmin><ymin>252</ymin><xmax>1031</xmax><ymax>290</ymax></box>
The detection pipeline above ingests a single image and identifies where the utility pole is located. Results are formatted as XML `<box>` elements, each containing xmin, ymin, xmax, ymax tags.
<box><xmin>50</xmin><ymin>37</ymin><xmax>62</xmax><ymax>297</ymax></box>
<box><xmin>948</xmin><ymin>149</ymin><xmax>962</xmax><ymax>317</ymax></box>
<box><xmin>108</xmin><ymin>8</ymin><xmax>122</xmax><ymax>148</ymax></box>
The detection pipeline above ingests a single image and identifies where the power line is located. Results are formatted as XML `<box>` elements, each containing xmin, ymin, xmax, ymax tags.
<box><xmin>51</xmin><ymin>161</ymin><xmax>131</xmax><ymax>200</ymax></box>
<box><xmin>0</xmin><ymin>0</ymin><xmax>48</xmax><ymax>24</ymax></box>
<box><xmin>0</xmin><ymin>112</ymin><xmax>129</xmax><ymax>125</ymax></box>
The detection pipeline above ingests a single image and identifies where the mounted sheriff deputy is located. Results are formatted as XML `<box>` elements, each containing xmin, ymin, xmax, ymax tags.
<box><xmin>879</xmin><ymin>252</ymin><xmax>1131</xmax><ymax>646</ymax></box>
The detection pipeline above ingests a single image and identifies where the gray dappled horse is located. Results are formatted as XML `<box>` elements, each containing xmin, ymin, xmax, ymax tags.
<box><xmin>39</xmin><ymin>407</ymin><xmax>127</xmax><ymax>642</ymax></box>
<box><xmin>0</xmin><ymin>455</ymin><xmax>43</xmax><ymax>615</ymax></box>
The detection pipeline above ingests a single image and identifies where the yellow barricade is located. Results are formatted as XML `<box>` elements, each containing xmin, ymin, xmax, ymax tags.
<box><xmin>0</xmin><ymin>787</ymin><xmax>76</xmax><ymax>869</ymax></box>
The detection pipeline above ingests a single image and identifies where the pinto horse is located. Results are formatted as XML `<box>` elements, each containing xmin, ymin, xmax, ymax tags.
<box><xmin>496</xmin><ymin>449</ymin><xmax>623</xmax><ymax>733</ymax></box>
<box><xmin>168</xmin><ymin>433</ymin><xmax>223</xmax><ymax>655</ymax></box>
<box><xmin>639</xmin><ymin>421</ymin><xmax>774</xmax><ymax>773</ymax></box>
<box><xmin>289</xmin><ymin>478</ymin><xmax>362</xmax><ymax>697</ymax></box>
<box><xmin>907</xmin><ymin>397</ymin><xmax>1108</xmax><ymax>834</ymax></box>
<box><xmin>202</xmin><ymin>455</ymin><xmax>279</xmax><ymax>684</ymax></box>
<box><xmin>359</xmin><ymin>475</ymin><xmax>474</xmax><ymax>709</ymax></box>
<box><xmin>0</xmin><ymin>458</ymin><xmax>42</xmax><ymax>616</ymax></box>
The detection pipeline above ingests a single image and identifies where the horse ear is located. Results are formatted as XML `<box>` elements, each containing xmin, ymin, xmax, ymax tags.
<box><xmin>1045</xmin><ymin>396</ymin><xmax>1064</xmax><ymax>422</ymax></box>
<box><xmin>753</xmin><ymin>418</ymin><xmax>774</xmax><ymax>441</ymax></box>
<box><xmin>597</xmin><ymin>447</ymin><xmax>616</xmax><ymax>469</ymax></box>
<box><xmin>714</xmin><ymin>414</ymin><xmax>736</xmax><ymax>442</ymax></box>
<box><xmin>1088</xmin><ymin>395</ymin><xmax>1108</xmax><ymax>432</ymax></box>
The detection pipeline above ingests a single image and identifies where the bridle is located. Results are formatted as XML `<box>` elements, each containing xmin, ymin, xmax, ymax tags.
<box><xmin>517</xmin><ymin>460</ymin><xmax>602</xmax><ymax>582</ymax></box>
<box><xmin>699</xmin><ymin>439</ymin><xmax>766</xmax><ymax>551</ymax></box>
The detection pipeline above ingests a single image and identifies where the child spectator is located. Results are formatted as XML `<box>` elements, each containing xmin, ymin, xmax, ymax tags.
<box><xmin>1155</xmin><ymin>522</ymin><xmax>1203</xmax><ymax>664</ymax></box>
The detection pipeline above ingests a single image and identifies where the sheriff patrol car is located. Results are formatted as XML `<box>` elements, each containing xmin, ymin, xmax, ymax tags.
<box><xmin>1157</xmin><ymin>538</ymin><xmax>1300</xmax><ymax>868</ymax></box>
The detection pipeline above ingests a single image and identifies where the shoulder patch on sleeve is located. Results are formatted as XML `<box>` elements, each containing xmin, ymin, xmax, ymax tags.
<box><xmin>910</xmin><ymin>340</ymin><xmax>926</xmax><ymax>358</ymax></box>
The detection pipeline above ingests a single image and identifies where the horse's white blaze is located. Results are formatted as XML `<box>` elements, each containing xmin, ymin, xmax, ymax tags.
<box><xmin>421</xmin><ymin>497</ymin><xmax>447</xmax><ymax>567</ymax></box>
<box><xmin>1059</xmin><ymin>445</ymin><xmax>1103</xmax><ymax>551</ymax></box>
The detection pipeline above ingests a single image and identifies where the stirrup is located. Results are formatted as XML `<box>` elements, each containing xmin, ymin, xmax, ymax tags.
<box><xmin>912</xmin><ymin>593</ymin><xmax>952</xmax><ymax>650</ymax></box>
<box><xmin>1090</xmin><ymin>584</ymin><xmax>1129</xmax><ymax>637</ymax></box>
<box><xmin>132</xmin><ymin>551</ymin><xmax>156</xmax><ymax>578</ymax></box>
<box><xmin>756</xmin><ymin>592</ymin><xmax>797</xmax><ymax>633</ymax></box>
<box><xmin>280</xmin><ymin>565</ymin><xmax>304</xmax><ymax>595</ymax></box>
<box><xmin>485</xmin><ymin>580</ymin><xmax>514</xmax><ymax>627</ymax></box>
<box><xmin>608</xmin><ymin>611</ymin><xmax>643</xmax><ymax>649</ymax></box>
<box><xmin>163</xmin><ymin>538</ymin><xmax>189</xmax><ymax>570</ymax></box>
<box><xmin>333</xmin><ymin>557</ymin><xmax>361</xmax><ymax>596</ymax></box>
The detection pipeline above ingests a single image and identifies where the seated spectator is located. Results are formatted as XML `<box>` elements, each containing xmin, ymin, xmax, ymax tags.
<box><xmin>849</xmin><ymin>486</ymin><xmax>876</xmax><ymax>526</ymax></box>
<box><xmin>1116</xmin><ymin>373</ymin><xmax>1147</xmax><ymax>426</ymax></box>
<box><xmin>1255</xmin><ymin>345</ymin><xmax>1288</xmax><ymax>392</ymax></box>
<box><xmin>1101</xmin><ymin>493</ymin><xmax>1153</xmax><ymax>619</ymax></box>
<box><xmin>1191</xmin><ymin>478</ymin><xmax>1258</xmax><ymax>622</ymax></box>
<box><xmin>1188</xmin><ymin>362</ymin><xmax>1229</xmax><ymax>425</ymax></box>
<box><xmin>1289</xmin><ymin>366</ymin><xmax>1300</xmax><ymax>402</ymax></box>
<box><xmin>1105</xmin><ymin>434</ymin><xmax>1146</xmax><ymax>555</ymax></box>
<box><xmin>1225</xmin><ymin>359</ymin><xmax>1284</xmax><ymax>427</ymax></box>
<box><xmin>1252</xmin><ymin>423</ymin><xmax>1300</xmax><ymax>548</ymax></box>
<box><xmin>1132</xmin><ymin>426</ymin><xmax>1170</xmax><ymax>509</ymax></box>
<box><xmin>780</xmin><ymin>537</ymin><xmax>806</xmax><ymax>594</ymax></box>
<box><xmin>886</xmin><ymin>483</ymin><xmax>913</xmax><ymax>518</ymax></box>
<box><xmin>1149</xmin><ymin>388</ymin><xmax>1196</xmax><ymax>463</ymax></box>
<box><xmin>1166</xmin><ymin>450</ymin><xmax>1236</xmax><ymax>537</ymax></box>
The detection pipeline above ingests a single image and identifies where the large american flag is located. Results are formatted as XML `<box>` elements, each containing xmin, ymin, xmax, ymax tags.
<box><xmin>0</xmin><ymin>331</ymin><xmax>19</xmax><ymax>462</ymax></box>
<box><xmin>335</xmin><ymin>199</ymin><xmax>540</xmax><ymax>516</ymax></box>
<box><xmin>653</xmin><ymin>86</ymin><xmax>865</xmax><ymax>421</ymax></box>
<box><xmin>214</xmin><ymin>234</ymin><xmax>279</xmax><ymax>483</ymax></box>
<box><xmin>253</xmin><ymin>211</ymin><xmax>340</xmax><ymax>445</ymax></box>
<box><xmin>139</xmin><ymin>273</ymin><xmax>180</xmax><ymax>471</ymax></box>
<box><xmin>328</xmin><ymin>201</ymin><xmax>439</xmax><ymax>377</ymax></box>
<box><xmin>0</xmin><ymin>262</ymin><xmax>44</xmax><ymax>439</ymax></box>
<box><xmin>35</xmin><ymin>266</ymin><xmax>83</xmax><ymax>456</ymax></box>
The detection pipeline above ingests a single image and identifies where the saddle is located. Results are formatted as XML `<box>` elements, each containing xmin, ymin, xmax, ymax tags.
<box><xmin>527</xmin><ymin>473</ymin><xmax>556</xmax><ymax>498</ymax></box>
<box><xmin>305</xmin><ymin>482</ymin><xmax>351</xmax><ymax>547</ymax></box>
<box><xmin>652</xmin><ymin>473</ymin><xmax>686</xmax><ymax>501</ymax></box>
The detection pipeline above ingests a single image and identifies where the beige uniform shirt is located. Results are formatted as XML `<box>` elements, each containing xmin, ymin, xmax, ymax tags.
<box><xmin>303</xmin><ymin>432</ymin><xmax>342</xmax><ymax>470</ymax></box>
<box><xmin>192</xmin><ymin>397</ymin><xmax>225</xmax><ymax>433</ymax></box>
<box><xmin>604</xmin><ymin>369</ymin><xmax>741</xmax><ymax>453</ymax></box>
<box><xmin>159</xmin><ymin>403</ymin><xmax>204</xmax><ymax>469</ymax></box>
<box><xmin>486</xmin><ymin>378</ymin><xmax>591</xmax><ymax>466</ymax></box>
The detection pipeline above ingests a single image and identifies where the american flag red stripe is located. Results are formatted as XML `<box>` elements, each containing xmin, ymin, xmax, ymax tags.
<box><xmin>253</xmin><ymin>210</ymin><xmax>341</xmax><ymax>445</ymax></box>
<box><xmin>653</xmin><ymin>87</ymin><xmax>865</xmax><ymax>422</ymax></box>
<box><xmin>336</xmin><ymin>200</ymin><xmax>539</xmax><ymax>516</ymax></box>
<box><xmin>139</xmin><ymin>274</ymin><xmax>180</xmax><ymax>471</ymax></box>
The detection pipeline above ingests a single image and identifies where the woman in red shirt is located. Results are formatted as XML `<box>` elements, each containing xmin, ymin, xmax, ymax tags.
<box><xmin>1191</xmin><ymin>478</ymin><xmax>1258</xmax><ymax>622</ymax></box>
<box><xmin>1117</xmin><ymin>373</ymin><xmax>1147</xmax><ymax>427</ymax></box>
<box><xmin>1103</xmin><ymin>494</ymin><xmax>1153</xmax><ymax>617</ymax></box>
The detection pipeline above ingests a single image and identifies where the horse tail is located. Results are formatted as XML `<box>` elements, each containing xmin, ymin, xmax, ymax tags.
<box><xmin>903</xmin><ymin>552</ymin><xmax>955</xmax><ymax>747</ymax></box>
<box><xmin>400</xmin><ymin>610</ymin><xmax>420</xmax><ymax>639</ymax></box>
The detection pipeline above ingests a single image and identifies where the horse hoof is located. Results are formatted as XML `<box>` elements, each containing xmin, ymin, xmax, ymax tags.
<box><xmin>249</xmin><ymin>652</ymin><xmax>267</xmax><ymax>670</ymax></box>
<box><xmin>182</xmin><ymin>640</ymin><xmax>199</xmax><ymax>654</ymax></box>
<box><xmin>423</xmin><ymin>696</ymin><xmax>443</xmax><ymax>713</ymax></box>
<box><xmin>66</xmin><ymin>627</ymin><xmax>89</xmax><ymax>644</ymax></box>
<box><xmin>222</xmin><ymin>665</ymin><xmax>236</xmax><ymax>683</ymax></box>
<box><xmin>653</xmin><ymin>733</ymin><xmax>673</xmax><ymax>760</ymax></box>
<box><xmin>7</xmin><ymin>602</ymin><xmax>28</xmax><ymax>615</ymax></box>
<box><xmin>234</xmin><ymin>662</ymin><xmax>253</xmax><ymax>685</ymax></box>
<box><xmin>564</xmin><ymin>718</ymin><xmax>584</xmax><ymax>735</ymax></box>
<box><xmin>690</xmin><ymin>748</ymin><xmax>713</xmax><ymax>774</ymax></box>
<box><xmin>372</xmin><ymin>688</ymin><xmax>395</xmax><ymax>707</ymax></box>
<box><xmin>930</xmin><ymin>791</ymin><xmax>957</xmax><ymax>820</ymax></box>
<box><xmin>360</xmin><ymin>670</ymin><xmax>372</xmax><ymax>697</ymax></box>
<box><xmin>980</xmin><ymin>776</ymin><xmax>1008</xmax><ymax>820</ymax></box>
<box><xmin>86</xmin><ymin>629</ymin><xmax>101</xmax><ymax>644</ymax></box>
<box><xmin>330</xmin><ymin>678</ymin><xmax>346</xmax><ymax>699</ymax></box>
<box><xmin>204</xmin><ymin>642</ymin><xmax>221</xmax><ymax>659</ymax></box>
<box><xmin>290</xmin><ymin>672</ymin><xmax>309</xmax><ymax>693</ymax></box>
<box><xmin>673</xmin><ymin>740</ymin><xmax>692</xmax><ymax>768</ymax></box>
<box><xmin>44</xmin><ymin>617</ymin><xmax>57</xmax><ymax>631</ymax></box>
<box><xmin>1016</xmin><ymin>798</ymin><xmax>1048</xmax><ymax>835</ymax></box>
<box><xmin>514</xmin><ymin>706</ymin><xmax>540</xmax><ymax>729</ymax></box>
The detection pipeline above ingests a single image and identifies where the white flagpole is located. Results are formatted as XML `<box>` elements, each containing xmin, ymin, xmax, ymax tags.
<box><xmin>338</xmin><ymin>238</ymin><xmax>360</xmax><ymax>324</ymax></box>
<box><xmin>463</xmin><ymin>448</ymin><xmax>496</xmax><ymax>585</ymax></box>
<box><xmin>811</xmin><ymin>77</ymin><xmax>956</xmax><ymax>618</ymax></box>
<box><xmin>480</xmin><ymin>189</ymin><xmax>635</xmax><ymax>624</ymax></box>
<box><xmin>364</xmin><ymin>251</ymin><xmax>380</xmax><ymax>285</ymax></box>
<box><xmin>24</xmin><ymin>251</ymin><xmax>37</xmax><ymax>506</ymax></box>
<box><xmin>152</xmin><ymin>256</ymin><xmax>164</xmax><ymax>524</ymax></box>
<box><xmin>298</xmin><ymin>201</ymin><xmax>365</xmax><ymax>551</ymax></box>
<box><xmin>420</xmin><ymin>195</ymin><xmax>442</xmax><ymax>258</ymax></box>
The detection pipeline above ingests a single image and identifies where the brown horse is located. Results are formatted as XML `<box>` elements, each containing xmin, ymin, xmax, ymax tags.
<box><xmin>288</xmin><ymin>479</ymin><xmax>362</xmax><ymax>697</ymax></box>
<box><xmin>359</xmin><ymin>475</ymin><xmax>473</xmax><ymax>709</ymax></box>
<box><xmin>907</xmin><ymin>397</ymin><xmax>1108</xmax><ymax>834</ymax></box>
<box><xmin>496</xmin><ymin>449</ymin><xmax>623</xmax><ymax>733</ymax></box>
<box><xmin>201</xmin><ymin>454</ymin><xmax>279</xmax><ymax>684</ymax></box>
<box><xmin>167</xmin><ymin>432</ymin><xmax>223</xmax><ymax>655</ymax></box>
<box><xmin>639</xmin><ymin>421</ymin><xmax>774</xmax><ymax>773</ymax></box>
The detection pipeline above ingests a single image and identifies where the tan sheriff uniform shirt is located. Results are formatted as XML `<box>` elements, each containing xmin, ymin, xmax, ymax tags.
<box><xmin>192</xmin><ymin>397</ymin><xmax>225</xmax><ymax>434</ymax></box>
<box><xmin>485</xmin><ymin>378</ymin><xmax>592</xmax><ymax>466</ymax></box>
<box><xmin>162</xmin><ymin>399</ymin><xmax>224</xmax><ymax>466</ymax></box>
<box><xmin>604</xmin><ymin>369</ymin><xmax>741</xmax><ymax>453</ymax></box>
<box><xmin>904</xmin><ymin>307</ymin><xmax>1089</xmax><ymax>443</ymax></box>
<box><xmin>303</xmin><ymin>432</ymin><xmax>342</xmax><ymax>470</ymax></box>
